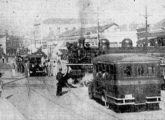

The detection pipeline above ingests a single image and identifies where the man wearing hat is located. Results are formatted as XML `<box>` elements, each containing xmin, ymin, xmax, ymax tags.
<box><xmin>56</xmin><ymin>68</ymin><xmax>65</xmax><ymax>96</ymax></box>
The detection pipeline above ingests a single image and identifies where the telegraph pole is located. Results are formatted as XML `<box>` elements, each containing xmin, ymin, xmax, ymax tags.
<box><xmin>97</xmin><ymin>6</ymin><xmax>100</xmax><ymax>46</ymax></box>
<box><xmin>143</xmin><ymin>6</ymin><xmax>151</xmax><ymax>46</ymax></box>
<box><xmin>145</xmin><ymin>6</ymin><xmax>148</xmax><ymax>45</ymax></box>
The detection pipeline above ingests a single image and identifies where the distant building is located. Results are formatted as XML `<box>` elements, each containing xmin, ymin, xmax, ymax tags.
<box><xmin>0</xmin><ymin>35</ymin><xmax>6</xmax><ymax>54</ymax></box>
<box><xmin>59</xmin><ymin>23</ymin><xmax>138</xmax><ymax>47</ymax></box>
<box><xmin>6</xmin><ymin>35</ymin><xmax>23</xmax><ymax>56</ymax></box>
<box><xmin>136</xmin><ymin>19</ymin><xmax>165</xmax><ymax>47</ymax></box>
<box><xmin>42</xmin><ymin>18</ymin><xmax>97</xmax><ymax>39</ymax></box>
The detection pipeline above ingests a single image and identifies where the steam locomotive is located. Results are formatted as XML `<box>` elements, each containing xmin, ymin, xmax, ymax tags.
<box><xmin>66</xmin><ymin>37</ymin><xmax>116</xmax><ymax>80</ymax></box>
<box><xmin>66</xmin><ymin>37</ymin><xmax>111</xmax><ymax>64</ymax></box>
<box><xmin>66</xmin><ymin>37</ymin><xmax>165</xmax><ymax>85</ymax></box>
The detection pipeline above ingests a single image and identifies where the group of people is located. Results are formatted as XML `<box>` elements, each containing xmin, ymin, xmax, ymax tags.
<box><xmin>15</xmin><ymin>55</ymin><xmax>72</xmax><ymax>96</ymax></box>
<box><xmin>23</xmin><ymin>56</ymin><xmax>63</xmax><ymax>77</ymax></box>
<box><xmin>43</xmin><ymin>59</ymin><xmax>62</xmax><ymax>77</ymax></box>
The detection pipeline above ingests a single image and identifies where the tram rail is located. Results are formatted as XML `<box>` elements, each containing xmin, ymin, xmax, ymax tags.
<box><xmin>26</xmin><ymin>77</ymin><xmax>120</xmax><ymax>120</ymax></box>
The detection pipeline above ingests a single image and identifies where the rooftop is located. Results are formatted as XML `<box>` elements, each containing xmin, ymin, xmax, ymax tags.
<box><xmin>59</xmin><ymin>23</ymin><xmax>118</xmax><ymax>37</ymax></box>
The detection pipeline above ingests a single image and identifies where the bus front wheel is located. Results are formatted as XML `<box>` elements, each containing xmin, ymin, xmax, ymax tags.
<box><xmin>88</xmin><ymin>84</ymin><xmax>94</xmax><ymax>99</ymax></box>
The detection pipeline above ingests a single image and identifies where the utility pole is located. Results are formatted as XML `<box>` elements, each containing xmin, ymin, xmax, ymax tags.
<box><xmin>97</xmin><ymin>6</ymin><xmax>100</xmax><ymax>46</ymax></box>
<box><xmin>143</xmin><ymin>6</ymin><xmax>151</xmax><ymax>46</ymax></box>
<box><xmin>145</xmin><ymin>6</ymin><xmax>148</xmax><ymax>45</ymax></box>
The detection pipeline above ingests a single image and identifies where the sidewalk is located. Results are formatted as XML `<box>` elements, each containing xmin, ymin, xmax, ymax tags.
<box><xmin>0</xmin><ymin>98</ymin><xmax>25</xmax><ymax>120</ymax></box>
<box><xmin>1</xmin><ymin>71</ymin><xmax>25</xmax><ymax>80</ymax></box>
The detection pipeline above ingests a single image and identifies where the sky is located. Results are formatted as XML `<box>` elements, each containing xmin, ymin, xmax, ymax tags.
<box><xmin>0</xmin><ymin>0</ymin><xmax>165</xmax><ymax>35</ymax></box>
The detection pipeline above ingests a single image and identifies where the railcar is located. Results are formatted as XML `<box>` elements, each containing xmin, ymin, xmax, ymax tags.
<box><xmin>27</xmin><ymin>49</ymin><xmax>47</xmax><ymax>76</ymax></box>
<box><xmin>88</xmin><ymin>54</ymin><xmax>161</xmax><ymax>112</ymax></box>
<box><xmin>28</xmin><ymin>54</ymin><xmax>47</xmax><ymax>76</ymax></box>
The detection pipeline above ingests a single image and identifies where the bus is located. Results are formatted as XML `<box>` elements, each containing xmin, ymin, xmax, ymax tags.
<box><xmin>88</xmin><ymin>54</ymin><xmax>161</xmax><ymax>112</ymax></box>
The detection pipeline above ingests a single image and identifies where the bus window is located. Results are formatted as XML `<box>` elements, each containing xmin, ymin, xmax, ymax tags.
<box><xmin>102</xmin><ymin>64</ymin><xmax>111</xmax><ymax>80</ymax></box>
<box><xmin>106</xmin><ymin>65</ymin><xmax>110</xmax><ymax>73</ymax></box>
<box><xmin>103</xmin><ymin>72</ymin><xmax>110</xmax><ymax>80</ymax></box>
<box><xmin>96</xmin><ymin>71</ymin><xmax>102</xmax><ymax>79</ymax></box>
<box><xmin>137</xmin><ymin>65</ymin><xmax>144</xmax><ymax>76</ymax></box>
<box><xmin>110</xmin><ymin>64</ymin><xmax>114</xmax><ymax>74</ymax></box>
<box><xmin>95</xmin><ymin>63</ymin><xmax>103</xmax><ymax>80</ymax></box>
<box><xmin>97</xmin><ymin>63</ymin><xmax>102</xmax><ymax>72</ymax></box>
<box><xmin>110</xmin><ymin>64</ymin><xmax>116</xmax><ymax>80</ymax></box>
<box><xmin>123</xmin><ymin>65</ymin><xmax>132</xmax><ymax>77</ymax></box>
<box><xmin>147</xmin><ymin>64</ymin><xmax>155</xmax><ymax>76</ymax></box>
<box><xmin>102</xmin><ymin>64</ymin><xmax>106</xmax><ymax>72</ymax></box>
<box><xmin>95</xmin><ymin>64</ymin><xmax>98</xmax><ymax>72</ymax></box>
<box><xmin>93</xmin><ymin>64</ymin><xmax>97</xmax><ymax>73</ymax></box>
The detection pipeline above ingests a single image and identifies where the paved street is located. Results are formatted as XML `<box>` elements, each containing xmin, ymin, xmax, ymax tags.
<box><xmin>1</xmin><ymin>75</ymin><xmax>165</xmax><ymax>120</ymax></box>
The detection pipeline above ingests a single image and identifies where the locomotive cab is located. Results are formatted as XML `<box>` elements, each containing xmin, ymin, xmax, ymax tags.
<box><xmin>121</xmin><ymin>38</ymin><xmax>133</xmax><ymax>48</ymax></box>
<box><xmin>99</xmin><ymin>39</ymin><xmax>110</xmax><ymax>51</ymax></box>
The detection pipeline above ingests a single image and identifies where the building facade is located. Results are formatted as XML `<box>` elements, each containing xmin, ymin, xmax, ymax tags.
<box><xmin>6</xmin><ymin>35</ymin><xmax>23</xmax><ymax>56</ymax></box>
<box><xmin>0</xmin><ymin>35</ymin><xmax>6</xmax><ymax>54</ymax></box>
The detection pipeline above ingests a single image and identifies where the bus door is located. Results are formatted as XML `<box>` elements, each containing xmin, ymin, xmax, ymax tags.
<box><xmin>134</xmin><ymin>64</ymin><xmax>146</xmax><ymax>104</ymax></box>
<box><xmin>95</xmin><ymin>63</ymin><xmax>104</xmax><ymax>94</ymax></box>
<box><xmin>104</xmin><ymin>64</ymin><xmax>115</xmax><ymax>95</ymax></box>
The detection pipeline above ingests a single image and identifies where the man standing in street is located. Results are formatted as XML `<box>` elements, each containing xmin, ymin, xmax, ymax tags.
<box><xmin>25</xmin><ymin>60</ymin><xmax>30</xmax><ymax>78</ymax></box>
<box><xmin>56</xmin><ymin>68</ymin><xmax>64</xmax><ymax>96</ymax></box>
<box><xmin>47</xmin><ymin>59</ymin><xmax>51</xmax><ymax>77</ymax></box>
<box><xmin>52</xmin><ymin>61</ymin><xmax>56</xmax><ymax>76</ymax></box>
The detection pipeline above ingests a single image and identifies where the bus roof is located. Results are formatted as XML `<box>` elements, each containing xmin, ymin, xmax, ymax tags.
<box><xmin>92</xmin><ymin>54</ymin><xmax>160</xmax><ymax>64</ymax></box>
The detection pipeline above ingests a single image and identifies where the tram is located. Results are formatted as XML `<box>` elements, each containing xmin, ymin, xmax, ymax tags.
<box><xmin>27</xmin><ymin>49</ymin><xmax>47</xmax><ymax>76</ymax></box>
<box><xmin>88</xmin><ymin>54</ymin><xmax>161</xmax><ymax>112</ymax></box>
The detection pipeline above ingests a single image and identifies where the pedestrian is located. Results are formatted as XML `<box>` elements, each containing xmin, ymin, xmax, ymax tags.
<box><xmin>56</xmin><ymin>68</ymin><xmax>64</xmax><ymax>96</ymax></box>
<box><xmin>52</xmin><ymin>61</ymin><xmax>56</xmax><ymax>76</ymax></box>
<box><xmin>41</xmin><ymin>56</ymin><xmax>45</xmax><ymax>67</ymax></box>
<box><xmin>2</xmin><ymin>56</ymin><xmax>5</xmax><ymax>63</ymax></box>
<box><xmin>0</xmin><ymin>79</ymin><xmax>3</xmax><ymax>97</ymax></box>
<box><xmin>14</xmin><ymin>57</ymin><xmax>18</xmax><ymax>72</ymax></box>
<box><xmin>43</xmin><ymin>62</ymin><xmax>47</xmax><ymax>73</ymax></box>
<box><xmin>12</xmin><ymin>62</ymin><xmax>16</xmax><ymax>77</ymax></box>
<box><xmin>47</xmin><ymin>59</ymin><xmax>51</xmax><ymax>77</ymax></box>
<box><xmin>56</xmin><ymin>59</ymin><xmax>62</xmax><ymax>72</ymax></box>
<box><xmin>45</xmin><ymin>60</ymin><xmax>48</xmax><ymax>75</ymax></box>
<box><xmin>25</xmin><ymin>61</ymin><xmax>30</xmax><ymax>78</ymax></box>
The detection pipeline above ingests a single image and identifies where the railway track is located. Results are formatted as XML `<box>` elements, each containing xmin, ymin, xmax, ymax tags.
<box><xmin>27</xmin><ymin>77</ymin><xmax>86</xmax><ymax>120</ymax></box>
<box><xmin>8</xmin><ymin>76</ymin><xmax>164</xmax><ymax>120</ymax></box>
<box><xmin>26</xmin><ymin>77</ymin><xmax>120</xmax><ymax>120</ymax></box>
